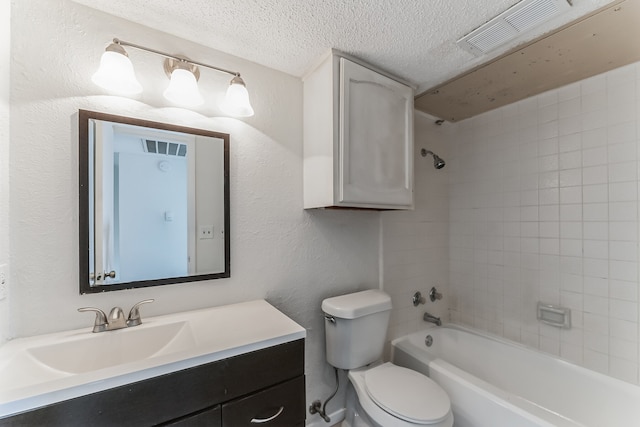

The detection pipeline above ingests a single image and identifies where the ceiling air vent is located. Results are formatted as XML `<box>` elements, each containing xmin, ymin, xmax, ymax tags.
<box><xmin>142</xmin><ymin>139</ymin><xmax>187</xmax><ymax>157</ymax></box>
<box><xmin>457</xmin><ymin>0</ymin><xmax>572</xmax><ymax>56</ymax></box>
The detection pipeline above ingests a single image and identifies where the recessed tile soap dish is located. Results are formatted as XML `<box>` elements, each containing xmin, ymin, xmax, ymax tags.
<box><xmin>537</xmin><ymin>302</ymin><xmax>571</xmax><ymax>329</ymax></box>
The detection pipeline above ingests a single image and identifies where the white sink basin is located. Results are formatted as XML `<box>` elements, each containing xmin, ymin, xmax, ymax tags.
<box><xmin>27</xmin><ymin>321</ymin><xmax>195</xmax><ymax>374</ymax></box>
<box><xmin>0</xmin><ymin>300</ymin><xmax>306</xmax><ymax>418</ymax></box>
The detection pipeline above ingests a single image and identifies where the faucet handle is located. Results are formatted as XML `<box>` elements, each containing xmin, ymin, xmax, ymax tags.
<box><xmin>127</xmin><ymin>299</ymin><xmax>155</xmax><ymax>327</ymax></box>
<box><xmin>78</xmin><ymin>307</ymin><xmax>108</xmax><ymax>333</ymax></box>
<box><xmin>412</xmin><ymin>291</ymin><xmax>426</xmax><ymax>306</ymax></box>
<box><xmin>429</xmin><ymin>287</ymin><xmax>443</xmax><ymax>302</ymax></box>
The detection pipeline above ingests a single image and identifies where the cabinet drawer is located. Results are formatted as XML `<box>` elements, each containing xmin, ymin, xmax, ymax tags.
<box><xmin>222</xmin><ymin>376</ymin><xmax>305</xmax><ymax>427</ymax></box>
<box><xmin>161</xmin><ymin>405</ymin><xmax>221</xmax><ymax>427</ymax></box>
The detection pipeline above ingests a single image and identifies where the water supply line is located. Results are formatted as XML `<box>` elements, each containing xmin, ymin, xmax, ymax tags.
<box><xmin>309</xmin><ymin>367</ymin><xmax>340</xmax><ymax>423</ymax></box>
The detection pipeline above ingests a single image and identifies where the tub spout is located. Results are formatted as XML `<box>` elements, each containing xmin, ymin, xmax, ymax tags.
<box><xmin>423</xmin><ymin>312</ymin><xmax>442</xmax><ymax>326</ymax></box>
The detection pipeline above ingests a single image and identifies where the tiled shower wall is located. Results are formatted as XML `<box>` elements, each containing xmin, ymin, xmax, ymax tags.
<box><xmin>448</xmin><ymin>61</ymin><xmax>640</xmax><ymax>384</ymax></box>
<box><xmin>382</xmin><ymin>112</ymin><xmax>450</xmax><ymax>345</ymax></box>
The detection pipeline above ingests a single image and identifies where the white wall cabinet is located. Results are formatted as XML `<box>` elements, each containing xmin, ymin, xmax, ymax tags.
<box><xmin>303</xmin><ymin>52</ymin><xmax>414</xmax><ymax>209</ymax></box>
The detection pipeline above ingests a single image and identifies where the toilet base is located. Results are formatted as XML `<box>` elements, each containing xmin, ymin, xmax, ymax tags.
<box><xmin>345</xmin><ymin>365</ymin><xmax>454</xmax><ymax>427</ymax></box>
<box><xmin>342</xmin><ymin>381</ymin><xmax>379</xmax><ymax>427</ymax></box>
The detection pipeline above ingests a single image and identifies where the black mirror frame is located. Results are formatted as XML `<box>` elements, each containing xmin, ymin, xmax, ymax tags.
<box><xmin>78</xmin><ymin>110</ymin><xmax>230</xmax><ymax>294</ymax></box>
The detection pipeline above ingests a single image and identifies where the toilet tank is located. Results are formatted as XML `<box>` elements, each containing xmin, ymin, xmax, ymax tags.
<box><xmin>322</xmin><ymin>290</ymin><xmax>392</xmax><ymax>370</ymax></box>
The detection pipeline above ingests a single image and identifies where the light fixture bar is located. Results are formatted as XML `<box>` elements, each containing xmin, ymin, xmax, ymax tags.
<box><xmin>113</xmin><ymin>38</ymin><xmax>241</xmax><ymax>78</ymax></box>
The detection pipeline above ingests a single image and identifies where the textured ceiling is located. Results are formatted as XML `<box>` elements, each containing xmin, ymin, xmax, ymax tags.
<box><xmin>72</xmin><ymin>0</ymin><xmax>615</xmax><ymax>93</ymax></box>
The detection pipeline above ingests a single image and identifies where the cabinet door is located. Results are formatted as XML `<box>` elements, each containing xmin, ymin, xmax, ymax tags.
<box><xmin>338</xmin><ymin>57</ymin><xmax>413</xmax><ymax>208</ymax></box>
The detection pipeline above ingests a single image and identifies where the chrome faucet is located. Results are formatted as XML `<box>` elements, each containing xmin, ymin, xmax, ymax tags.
<box><xmin>423</xmin><ymin>311</ymin><xmax>442</xmax><ymax>326</ymax></box>
<box><xmin>78</xmin><ymin>299</ymin><xmax>154</xmax><ymax>333</ymax></box>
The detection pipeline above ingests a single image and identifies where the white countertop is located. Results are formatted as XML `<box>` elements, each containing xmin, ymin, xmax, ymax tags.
<box><xmin>0</xmin><ymin>299</ymin><xmax>306</xmax><ymax>418</ymax></box>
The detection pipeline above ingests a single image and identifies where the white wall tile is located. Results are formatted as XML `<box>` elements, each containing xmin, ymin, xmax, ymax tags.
<box><xmin>609</xmin><ymin>280</ymin><xmax>638</xmax><ymax>303</ymax></box>
<box><xmin>448</xmin><ymin>62</ymin><xmax>640</xmax><ymax>385</ymax></box>
<box><xmin>560</xmin><ymin>221</ymin><xmax>583</xmax><ymax>239</ymax></box>
<box><xmin>583</xmin><ymin>165</ymin><xmax>608</xmax><ymax>185</ymax></box>
<box><xmin>559</xmin><ymin>151</ymin><xmax>581</xmax><ymax>170</ymax></box>
<box><xmin>610</xmin><ymin>337</ymin><xmax>638</xmax><ymax>362</ymax></box>
<box><xmin>608</xmin><ymin>102</ymin><xmax>636</xmax><ymax>125</ymax></box>
<box><xmin>560</xmin><ymin>186</ymin><xmax>582</xmax><ymax>204</ymax></box>
<box><xmin>608</xmin><ymin>161</ymin><xmax>636</xmax><ymax>182</ymax></box>
<box><xmin>559</xmin><ymin>98</ymin><xmax>580</xmax><ymax>119</ymax></box>
<box><xmin>608</xmin><ymin>142</ymin><xmax>637</xmax><ymax>164</ymax></box>
<box><xmin>608</xmin><ymin>121</ymin><xmax>637</xmax><ymax>145</ymax></box>
<box><xmin>584</xmin><ymin>295</ymin><xmax>609</xmax><ymax>316</ymax></box>
<box><xmin>610</xmin><ymin>298</ymin><xmax>639</xmax><ymax>321</ymax></box>
<box><xmin>559</xmin><ymin>133</ymin><xmax>581</xmax><ymax>152</ymax></box>
<box><xmin>582</xmin><ymin>128</ymin><xmax>607</xmax><ymax>149</ymax></box>
<box><xmin>609</xmin><ymin>202</ymin><xmax>638</xmax><ymax>221</ymax></box>
<box><xmin>584</xmin><ymin>240</ymin><xmax>608</xmax><ymax>259</ymax></box>
<box><xmin>610</xmin><ymin>317</ymin><xmax>639</xmax><ymax>341</ymax></box>
<box><xmin>609</xmin><ymin>241</ymin><xmax>638</xmax><ymax>262</ymax></box>
<box><xmin>609</xmin><ymin>182</ymin><xmax>638</xmax><ymax>202</ymax></box>
<box><xmin>559</xmin><ymin>116</ymin><xmax>581</xmax><ymax>136</ymax></box>
<box><xmin>583</xmin><ymin>203</ymin><xmax>607</xmax><ymax>221</ymax></box>
<box><xmin>582</xmin><ymin>90</ymin><xmax>606</xmax><ymax>113</ymax></box>
<box><xmin>582</xmin><ymin>111</ymin><xmax>607</xmax><ymax>132</ymax></box>
<box><xmin>561</xmin><ymin>204</ymin><xmax>582</xmax><ymax>221</ymax></box>
<box><xmin>560</xmin><ymin>169</ymin><xmax>582</xmax><ymax>187</ymax></box>
<box><xmin>608</xmin><ymin>84</ymin><xmax>636</xmax><ymax>108</ymax></box>
<box><xmin>583</xmin><ymin>258</ymin><xmax>608</xmax><ymax>279</ymax></box>
<box><xmin>584</xmin><ymin>276</ymin><xmax>608</xmax><ymax>297</ymax></box>
<box><xmin>583</xmin><ymin>221</ymin><xmax>608</xmax><ymax>240</ymax></box>
<box><xmin>539</xmin><ymin>204</ymin><xmax>559</xmax><ymax>221</ymax></box>
<box><xmin>583</xmin><ymin>146</ymin><xmax>607</xmax><ymax>167</ymax></box>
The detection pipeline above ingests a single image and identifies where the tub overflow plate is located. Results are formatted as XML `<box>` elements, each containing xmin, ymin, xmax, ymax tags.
<box><xmin>425</xmin><ymin>335</ymin><xmax>433</xmax><ymax>347</ymax></box>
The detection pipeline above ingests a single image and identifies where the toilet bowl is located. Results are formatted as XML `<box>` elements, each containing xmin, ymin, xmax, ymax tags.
<box><xmin>321</xmin><ymin>290</ymin><xmax>453</xmax><ymax>427</ymax></box>
<box><xmin>345</xmin><ymin>363</ymin><xmax>453</xmax><ymax>427</ymax></box>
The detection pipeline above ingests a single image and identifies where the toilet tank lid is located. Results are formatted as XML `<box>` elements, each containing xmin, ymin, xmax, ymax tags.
<box><xmin>322</xmin><ymin>290</ymin><xmax>392</xmax><ymax>319</ymax></box>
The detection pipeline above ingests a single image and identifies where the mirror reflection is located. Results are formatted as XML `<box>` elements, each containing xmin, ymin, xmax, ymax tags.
<box><xmin>79</xmin><ymin>110</ymin><xmax>230</xmax><ymax>293</ymax></box>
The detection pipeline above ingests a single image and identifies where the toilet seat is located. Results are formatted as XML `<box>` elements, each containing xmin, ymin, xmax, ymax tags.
<box><xmin>363</xmin><ymin>363</ymin><xmax>451</xmax><ymax>425</ymax></box>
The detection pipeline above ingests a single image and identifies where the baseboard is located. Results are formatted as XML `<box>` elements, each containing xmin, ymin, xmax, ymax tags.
<box><xmin>306</xmin><ymin>407</ymin><xmax>346</xmax><ymax>427</ymax></box>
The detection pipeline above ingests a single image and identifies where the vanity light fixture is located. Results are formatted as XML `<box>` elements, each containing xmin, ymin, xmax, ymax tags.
<box><xmin>91</xmin><ymin>42</ymin><xmax>143</xmax><ymax>95</ymax></box>
<box><xmin>92</xmin><ymin>38</ymin><xmax>255</xmax><ymax>117</ymax></box>
<box><xmin>162</xmin><ymin>58</ymin><xmax>204</xmax><ymax>107</ymax></box>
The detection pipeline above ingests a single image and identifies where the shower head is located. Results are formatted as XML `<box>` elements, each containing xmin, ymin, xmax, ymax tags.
<box><xmin>421</xmin><ymin>149</ymin><xmax>446</xmax><ymax>169</ymax></box>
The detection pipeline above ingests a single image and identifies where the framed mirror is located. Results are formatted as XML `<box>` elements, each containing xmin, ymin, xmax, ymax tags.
<box><xmin>79</xmin><ymin>110</ymin><xmax>230</xmax><ymax>294</ymax></box>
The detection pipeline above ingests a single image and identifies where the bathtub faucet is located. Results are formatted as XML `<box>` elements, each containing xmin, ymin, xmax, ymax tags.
<box><xmin>423</xmin><ymin>312</ymin><xmax>442</xmax><ymax>326</ymax></box>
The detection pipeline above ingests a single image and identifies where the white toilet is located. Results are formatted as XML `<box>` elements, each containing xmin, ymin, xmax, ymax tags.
<box><xmin>322</xmin><ymin>290</ymin><xmax>453</xmax><ymax>427</ymax></box>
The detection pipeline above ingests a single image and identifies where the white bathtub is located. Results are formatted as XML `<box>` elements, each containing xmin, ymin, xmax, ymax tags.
<box><xmin>391</xmin><ymin>325</ymin><xmax>640</xmax><ymax>427</ymax></box>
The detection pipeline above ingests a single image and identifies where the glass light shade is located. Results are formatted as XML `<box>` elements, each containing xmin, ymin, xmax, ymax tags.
<box><xmin>163</xmin><ymin>68</ymin><xmax>204</xmax><ymax>108</ymax></box>
<box><xmin>92</xmin><ymin>51</ymin><xmax>142</xmax><ymax>95</ymax></box>
<box><xmin>221</xmin><ymin>80</ymin><xmax>254</xmax><ymax>117</ymax></box>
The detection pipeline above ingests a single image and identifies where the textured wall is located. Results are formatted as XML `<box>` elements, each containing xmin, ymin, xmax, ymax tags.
<box><xmin>0</xmin><ymin>0</ymin><xmax>10</xmax><ymax>344</ymax></box>
<box><xmin>8</xmin><ymin>0</ymin><xmax>380</xmax><ymax>416</ymax></box>
<box><xmin>382</xmin><ymin>112</ymin><xmax>451</xmax><ymax>350</ymax></box>
<box><xmin>449</xmin><ymin>61</ymin><xmax>640</xmax><ymax>385</ymax></box>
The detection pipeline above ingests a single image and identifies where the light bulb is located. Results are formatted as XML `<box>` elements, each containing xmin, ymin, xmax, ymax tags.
<box><xmin>221</xmin><ymin>76</ymin><xmax>254</xmax><ymax>117</ymax></box>
<box><xmin>163</xmin><ymin>68</ymin><xmax>204</xmax><ymax>108</ymax></box>
<box><xmin>92</xmin><ymin>49</ymin><xmax>142</xmax><ymax>95</ymax></box>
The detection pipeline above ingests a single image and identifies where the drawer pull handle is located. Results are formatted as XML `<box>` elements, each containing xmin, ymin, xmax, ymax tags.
<box><xmin>250</xmin><ymin>406</ymin><xmax>284</xmax><ymax>424</ymax></box>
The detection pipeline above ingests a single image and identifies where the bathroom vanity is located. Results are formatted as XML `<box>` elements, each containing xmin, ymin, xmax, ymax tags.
<box><xmin>0</xmin><ymin>300</ymin><xmax>306</xmax><ymax>426</ymax></box>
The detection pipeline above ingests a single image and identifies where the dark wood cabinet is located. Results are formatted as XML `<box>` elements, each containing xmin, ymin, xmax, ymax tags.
<box><xmin>0</xmin><ymin>339</ymin><xmax>305</xmax><ymax>427</ymax></box>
